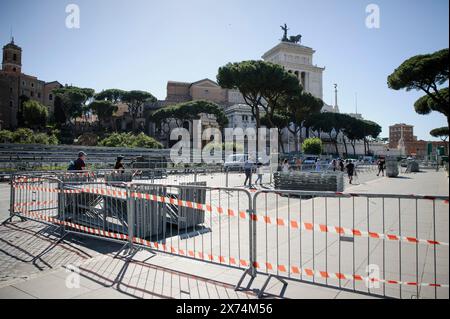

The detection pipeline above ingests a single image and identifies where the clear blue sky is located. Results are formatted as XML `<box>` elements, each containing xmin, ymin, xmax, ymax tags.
<box><xmin>1</xmin><ymin>0</ymin><xmax>448</xmax><ymax>140</ymax></box>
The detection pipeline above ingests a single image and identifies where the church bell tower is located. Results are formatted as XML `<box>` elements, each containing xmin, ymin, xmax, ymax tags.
<box><xmin>2</xmin><ymin>37</ymin><xmax>22</xmax><ymax>74</ymax></box>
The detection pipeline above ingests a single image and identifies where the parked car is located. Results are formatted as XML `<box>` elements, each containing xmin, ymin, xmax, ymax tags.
<box><xmin>223</xmin><ymin>154</ymin><xmax>265</xmax><ymax>171</ymax></box>
<box><xmin>360</xmin><ymin>156</ymin><xmax>374</xmax><ymax>164</ymax></box>
<box><xmin>302</xmin><ymin>156</ymin><xmax>319</xmax><ymax>165</ymax></box>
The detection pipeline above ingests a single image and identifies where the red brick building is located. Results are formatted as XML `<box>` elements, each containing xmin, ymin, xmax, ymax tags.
<box><xmin>0</xmin><ymin>38</ymin><xmax>62</xmax><ymax>129</ymax></box>
<box><xmin>389</xmin><ymin>123</ymin><xmax>448</xmax><ymax>157</ymax></box>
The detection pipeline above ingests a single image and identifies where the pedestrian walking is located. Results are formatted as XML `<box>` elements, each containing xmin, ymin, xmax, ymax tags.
<box><xmin>331</xmin><ymin>159</ymin><xmax>337</xmax><ymax>172</ymax></box>
<box><xmin>296</xmin><ymin>157</ymin><xmax>302</xmax><ymax>171</ymax></box>
<box><xmin>243</xmin><ymin>157</ymin><xmax>254</xmax><ymax>187</ymax></box>
<box><xmin>339</xmin><ymin>159</ymin><xmax>344</xmax><ymax>172</ymax></box>
<box><xmin>377</xmin><ymin>158</ymin><xmax>385</xmax><ymax>176</ymax></box>
<box><xmin>315</xmin><ymin>158</ymin><xmax>321</xmax><ymax>171</ymax></box>
<box><xmin>281</xmin><ymin>159</ymin><xmax>290</xmax><ymax>173</ymax></box>
<box><xmin>345</xmin><ymin>159</ymin><xmax>355</xmax><ymax>184</ymax></box>
<box><xmin>254</xmin><ymin>162</ymin><xmax>263</xmax><ymax>186</ymax></box>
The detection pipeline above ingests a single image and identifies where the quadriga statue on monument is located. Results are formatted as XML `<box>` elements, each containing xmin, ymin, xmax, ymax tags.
<box><xmin>280</xmin><ymin>23</ymin><xmax>302</xmax><ymax>44</ymax></box>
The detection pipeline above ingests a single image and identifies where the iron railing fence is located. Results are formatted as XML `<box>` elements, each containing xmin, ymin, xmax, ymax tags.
<box><xmin>8</xmin><ymin>176</ymin><xmax>254</xmax><ymax>272</ymax></box>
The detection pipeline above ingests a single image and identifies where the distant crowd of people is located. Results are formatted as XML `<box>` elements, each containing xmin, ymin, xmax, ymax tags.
<box><xmin>270</xmin><ymin>156</ymin><xmax>387</xmax><ymax>185</ymax></box>
<box><xmin>67</xmin><ymin>151</ymin><xmax>128</xmax><ymax>173</ymax></box>
<box><xmin>67</xmin><ymin>151</ymin><xmax>387</xmax><ymax>188</ymax></box>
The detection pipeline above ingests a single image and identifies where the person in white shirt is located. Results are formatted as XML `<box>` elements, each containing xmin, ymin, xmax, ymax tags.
<box><xmin>315</xmin><ymin>158</ymin><xmax>321</xmax><ymax>171</ymax></box>
<box><xmin>254</xmin><ymin>162</ymin><xmax>263</xmax><ymax>185</ymax></box>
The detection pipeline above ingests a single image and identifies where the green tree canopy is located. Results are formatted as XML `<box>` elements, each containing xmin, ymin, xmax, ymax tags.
<box><xmin>361</xmin><ymin>120</ymin><xmax>382</xmax><ymax>155</ymax></box>
<box><xmin>363</xmin><ymin>120</ymin><xmax>382</xmax><ymax>140</ymax></box>
<box><xmin>261</xmin><ymin>111</ymin><xmax>290</xmax><ymax>153</ymax></box>
<box><xmin>122</xmin><ymin>90</ymin><xmax>156</xmax><ymax>132</ymax></box>
<box><xmin>53</xmin><ymin>86</ymin><xmax>95</xmax><ymax>125</ymax></box>
<box><xmin>22</xmin><ymin>100</ymin><xmax>48</xmax><ymax>129</ymax></box>
<box><xmin>151</xmin><ymin>100</ymin><xmax>228</xmax><ymax>131</ymax></box>
<box><xmin>414</xmin><ymin>87</ymin><xmax>449</xmax><ymax>115</ymax></box>
<box><xmin>304</xmin><ymin>112</ymin><xmax>341</xmax><ymax>155</ymax></box>
<box><xmin>342</xmin><ymin>117</ymin><xmax>367</xmax><ymax>156</ymax></box>
<box><xmin>430</xmin><ymin>126</ymin><xmax>449</xmax><ymax>141</ymax></box>
<box><xmin>279</xmin><ymin>91</ymin><xmax>323</xmax><ymax>151</ymax></box>
<box><xmin>95</xmin><ymin>89</ymin><xmax>127</xmax><ymax>103</ymax></box>
<box><xmin>387</xmin><ymin>48</ymin><xmax>449</xmax><ymax>128</ymax></box>
<box><xmin>217</xmin><ymin>60</ymin><xmax>301</xmax><ymax>155</ymax></box>
<box><xmin>217</xmin><ymin>60</ymin><xmax>269</xmax><ymax>132</ymax></box>
<box><xmin>90</xmin><ymin>100</ymin><xmax>118</xmax><ymax>124</ymax></box>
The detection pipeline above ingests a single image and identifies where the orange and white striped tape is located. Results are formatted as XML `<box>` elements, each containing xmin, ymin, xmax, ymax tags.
<box><xmin>252</xmin><ymin>261</ymin><xmax>449</xmax><ymax>288</ymax></box>
<box><xmin>12</xmin><ymin>207</ymin><xmax>449</xmax><ymax>289</ymax></box>
<box><xmin>249</xmin><ymin>214</ymin><xmax>449</xmax><ymax>246</ymax></box>
<box><xmin>13</xmin><ymin>199</ymin><xmax>59</xmax><ymax>208</ymax></box>
<box><xmin>13</xmin><ymin>184</ymin><xmax>449</xmax><ymax>246</ymax></box>
<box><xmin>15</xmin><ymin>208</ymin><xmax>129</xmax><ymax>240</ymax></box>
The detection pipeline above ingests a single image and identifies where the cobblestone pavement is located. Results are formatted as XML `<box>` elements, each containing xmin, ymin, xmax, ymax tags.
<box><xmin>0</xmin><ymin>220</ymin><xmax>120</xmax><ymax>289</ymax></box>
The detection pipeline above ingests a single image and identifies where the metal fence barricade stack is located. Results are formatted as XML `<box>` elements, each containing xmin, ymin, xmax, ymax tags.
<box><xmin>61</xmin><ymin>181</ymin><xmax>130</xmax><ymax>242</ymax></box>
<box><xmin>130</xmin><ymin>184</ymin><xmax>167</xmax><ymax>241</ymax></box>
<box><xmin>273</xmin><ymin>171</ymin><xmax>344</xmax><ymax>192</ymax></box>
<box><xmin>178</xmin><ymin>182</ymin><xmax>207</xmax><ymax>229</ymax></box>
<box><xmin>130</xmin><ymin>183</ymin><xmax>254</xmax><ymax>273</ymax></box>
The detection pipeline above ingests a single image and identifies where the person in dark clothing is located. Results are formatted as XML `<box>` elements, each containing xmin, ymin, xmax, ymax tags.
<box><xmin>345</xmin><ymin>159</ymin><xmax>355</xmax><ymax>184</ymax></box>
<box><xmin>243</xmin><ymin>157</ymin><xmax>254</xmax><ymax>187</ymax></box>
<box><xmin>74</xmin><ymin>151</ymin><xmax>87</xmax><ymax>171</ymax></box>
<box><xmin>115</xmin><ymin>155</ymin><xmax>125</xmax><ymax>173</ymax></box>
<box><xmin>339</xmin><ymin>159</ymin><xmax>344</xmax><ymax>172</ymax></box>
<box><xmin>376</xmin><ymin>158</ymin><xmax>385</xmax><ymax>176</ymax></box>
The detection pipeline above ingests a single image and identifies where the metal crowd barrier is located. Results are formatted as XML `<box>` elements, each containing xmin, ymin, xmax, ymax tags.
<box><xmin>8</xmin><ymin>176</ymin><xmax>254</xmax><ymax>274</ymax></box>
<box><xmin>251</xmin><ymin>189</ymin><xmax>449</xmax><ymax>299</ymax></box>
<box><xmin>5</xmin><ymin>174</ymin><xmax>449</xmax><ymax>299</ymax></box>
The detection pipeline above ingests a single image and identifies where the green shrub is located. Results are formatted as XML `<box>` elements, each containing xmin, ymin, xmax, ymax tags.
<box><xmin>0</xmin><ymin>130</ymin><xmax>13</xmax><ymax>143</ymax></box>
<box><xmin>132</xmin><ymin>132</ymin><xmax>162</xmax><ymax>148</ymax></box>
<box><xmin>99</xmin><ymin>132</ymin><xmax>162</xmax><ymax>149</ymax></box>
<box><xmin>33</xmin><ymin>133</ymin><xmax>50</xmax><ymax>145</ymax></box>
<box><xmin>48</xmin><ymin>134</ymin><xmax>59</xmax><ymax>145</ymax></box>
<box><xmin>0</xmin><ymin>129</ymin><xmax>59</xmax><ymax>145</ymax></box>
<box><xmin>302</xmin><ymin>138</ymin><xmax>322</xmax><ymax>155</ymax></box>
<box><xmin>12</xmin><ymin>128</ymin><xmax>34</xmax><ymax>144</ymax></box>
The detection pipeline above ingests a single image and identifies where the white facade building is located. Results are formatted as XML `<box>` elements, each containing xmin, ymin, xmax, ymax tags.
<box><xmin>262</xmin><ymin>41</ymin><xmax>325</xmax><ymax>101</ymax></box>
<box><xmin>224</xmin><ymin>103</ymin><xmax>266</xmax><ymax>130</ymax></box>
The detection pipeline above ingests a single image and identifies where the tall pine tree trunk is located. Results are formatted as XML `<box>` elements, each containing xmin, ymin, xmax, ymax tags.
<box><xmin>342</xmin><ymin>136</ymin><xmax>348</xmax><ymax>157</ymax></box>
